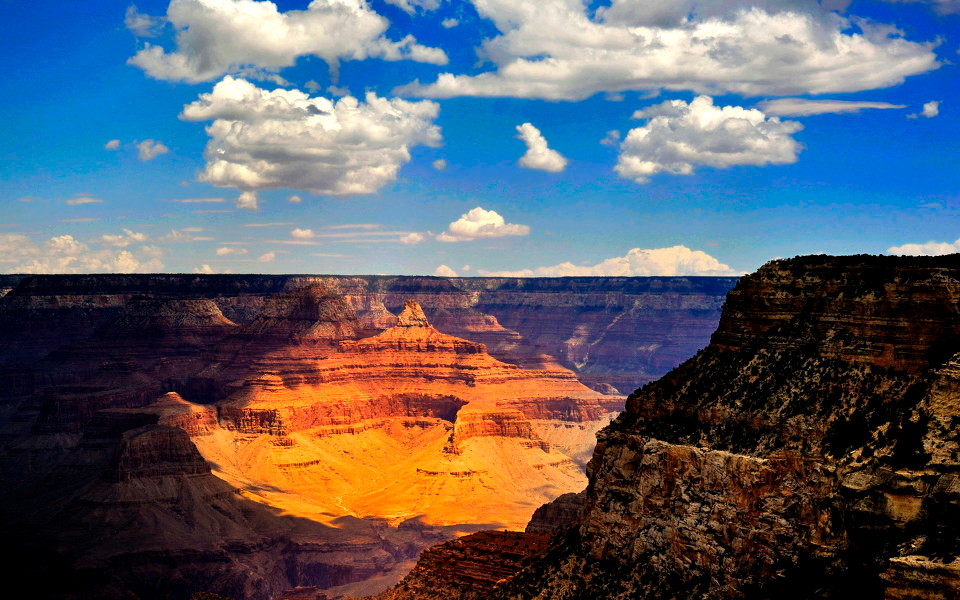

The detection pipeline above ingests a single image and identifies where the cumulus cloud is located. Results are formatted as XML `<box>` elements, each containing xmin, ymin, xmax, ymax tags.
<box><xmin>908</xmin><ymin>100</ymin><xmax>941</xmax><ymax>119</ymax></box>
<box><xmin>128</xmin><ymin>0</ymin><xmax>447</xmax><ymax>83</ymax></box>
<box><xmin>397</xmin><ymin>0</ymin><xmax>938</xmax><ymax>100</ymax></box>
<box><xmin>96</xmin><ymin>228</ymin><xmax>149</xmax><ymax>248</ymax></box>
<box><xmin>258</xmin><ymin>251</ymin><xmax>276</xmax><ymax>262</ymax></box>
<box><xmin>104</xmin><ymin>139</ymin><xmax>121</xmax><ymax>150</ymax></box>
<box><xmin>236</xmin><ymin>191</ymin><xmax>259</xmax><ymax>211</ymax></box>
<box><xmin>400</xmin><ymin>232</ymin><xmax>425</xmax><ymax>245</ymax></box>
<box><xmin>180</xmin><ymin>77</ymin><xmax>442</xmax><ymax>195</ymax></box>
<box><xmin>441</xmin><ymin>17</ymin><xmax>458</xmax><ymax>28</ymax></box>
<box><xmin>434</xmin><ymin>264</ymin><xmax>457</xmax><ymax>277</ymax></box>
<box><xmin>137</xmin><ymin>139</ymin><xmax>169</xmax><ymax>161</ymax></box>
<box><xmin>480</xmin><ymin>246</ymin><xmax>738</xmax><ymax>277</ymax></box>
<box><xmin>0</xmin><ymin>233</ymin><xmax>164</xmax><ymax>274</ymax></box>
<box><xmin>516</xmin><ymin>123</ymin><xmax>568</xmax><ymax>172</ymax></box>
<box><xmin>291</xmin><ymin>228</ymin><xmax>316</xmax><ymax>239</ymax></box>
<box><xmin>760</xmin><ymin>98</ymin><xmax>906</xmax><ymax>116</ymax></box>
<box><xmin>288</xmin><ymin>194</ymin><xmax>303</xmax><ymax>203</ymax></box>
<box><xmin>887</xmin><ymin>238</ymin><xmax>960</xmax><ymax>256</ymax></box>
<box><xmin>216</xmin><ymin>246</ymin><xmax>248</xmax><ymax>256</ymax></box>
<box><xmin>437</xmin><ymin>207</ymin><xmax>530</xmax><ymax>242</ymax></box>
<box><xmin>432</xmin><ymin>158</ymin><xmax>447</xmax><ymax>171</ymax></box>
<box><xmin>615</xmin><ymin>96</ymin><xmax>803</xmax><ymax>184</ymax></box>
<box><xmin>194</xmin><ymin>264</ymin><xmax>216</xmax><ymax>274</ymax></box>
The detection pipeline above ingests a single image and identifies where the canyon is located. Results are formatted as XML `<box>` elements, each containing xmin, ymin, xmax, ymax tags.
<box><xmin>377</xmin><ymin>255</ymin><xmax>960</xmax><ymax>600</ymax></box>
<box><xmin>0</xmin><ymin>274</ymin><xmax>733</xmax><ymax>599</ymax></box>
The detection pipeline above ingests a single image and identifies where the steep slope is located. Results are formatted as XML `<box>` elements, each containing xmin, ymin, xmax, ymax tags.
<box><xmin>380</xmin><ymin>255</ymin><xmax>960</xmax><ymax>600</ymax></box>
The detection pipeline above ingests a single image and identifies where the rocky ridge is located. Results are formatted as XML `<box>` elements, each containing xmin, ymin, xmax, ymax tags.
<box><xmin>373</xmin><ymin>255</ymin><xmax>960</xmax><ymax>600</ymax></box>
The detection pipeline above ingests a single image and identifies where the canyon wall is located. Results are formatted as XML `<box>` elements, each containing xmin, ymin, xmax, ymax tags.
<box><xmin>0</xmin><ymin>274</ymin><xmax>734</xmax><ymax>599</ymax></box>
<box><xmin>0</xmin><ymin>274</ymin><xmax>735</xmax><ymax>393</ymax></box>
<box><xmin>378</xmin><ymin>255</ymin><xmax>960</xmax><ymax>600</ymax></box>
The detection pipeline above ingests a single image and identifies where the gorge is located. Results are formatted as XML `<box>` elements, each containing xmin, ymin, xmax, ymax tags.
<box><xmin>0</xmin><ymin>274</ymin><xmax>733</xmax><ymax>599</ymax></box>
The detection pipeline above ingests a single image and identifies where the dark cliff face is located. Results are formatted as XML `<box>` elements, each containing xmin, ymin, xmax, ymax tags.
<box><xmin>379</xmin><ymin>255</ymin><xmax>960</xmax><ymax>600</ymax></box>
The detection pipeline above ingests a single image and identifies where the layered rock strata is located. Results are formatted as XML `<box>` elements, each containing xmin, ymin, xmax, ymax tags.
<box><xmin>0</xmin><ymin>274</ymin><xmax>735</xmax><ymax>393</ymax></box>
<box><xmin>377</xmin><ymin>255</ymin><xmax>960</xmax><ymax>600</ymax></box>
<box><xmin>370</xmin><ymin>531</ymin><xmax>552</xmax><ymax>600</ymax></box>
<box><xmin>201</xmin><ymin>296</ymin><xmax>621</xmax><ymax>530</ymax></box>
<box><xmin>0</xmin><ymin>281</ymin><xmax>633</xmax><ymax>599</ymax></box>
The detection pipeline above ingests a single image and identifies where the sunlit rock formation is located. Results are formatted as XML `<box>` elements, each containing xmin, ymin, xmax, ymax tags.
<box><xmin>374</xmin><ymin>255</ymin><xmax>960</xmax><ymax>600</ymax></box>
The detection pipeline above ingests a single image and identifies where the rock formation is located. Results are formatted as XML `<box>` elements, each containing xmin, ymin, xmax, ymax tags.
<box><xmin>199</xmin><ymin>294</ymin><xmax>620</xmax><ymax>531</ymax></box>
<box><xmin>369</xmin><ymin>531</ymin><xmax>552</xmax><ymax>600</ymax></box>
<box><xmin>0</xmin><ymin>274</ymin><xmax>735</xmax><ymax>393</ymax></box>
<box><xmin>374</xmin><ymin>255</ymin><xmax>960</xmax><ymax>600</ymax></box>
<box><xmin>0</xmin><ymin>278</ymin><xmax>656</xmax><ymax>599</ymax></box>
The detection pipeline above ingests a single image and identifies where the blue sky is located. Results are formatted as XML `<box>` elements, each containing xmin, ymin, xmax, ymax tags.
<box><xmin>1</xmin><ymin>0</ymin><xmax>958</xmax><ymax>276</ymax></box>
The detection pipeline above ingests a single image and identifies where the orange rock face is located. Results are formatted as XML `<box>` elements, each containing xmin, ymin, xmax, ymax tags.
<box><xmin>199</xmin><ymin>294</ymin><xmax>622</xmax><ymax>531</ymax></box>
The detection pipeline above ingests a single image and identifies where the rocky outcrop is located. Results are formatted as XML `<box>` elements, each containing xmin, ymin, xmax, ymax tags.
<box><xmin>379</xmin><ymin>255</ymin><xmax>960</xmax><ymax>600</ymax></box>
<box><xmin>371</xmin><ymin>531</ymin><xmax>552</xmax><ymax>600</ymax></box>
<box><xmin>525</xmin><ymin>492</ymin><xmax>585</xmax><ymax>534</ymax></box>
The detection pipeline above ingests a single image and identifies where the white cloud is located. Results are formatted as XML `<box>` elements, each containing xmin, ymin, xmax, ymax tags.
<box><xmin>0</xmin><ymin>233</ymin><xmax>163</xmax><ymax>274</ymax></box>
<box><xmin>434</xmin><ymin>264</ymin><xmax>457</xmax><ymax>277</ymax></box>
<box><xmin>480</xmin><ymin>246</ymin><xmax>738</xmax><ymax>277</ymax></box>
<box><xmin>180</xmin><ymin>77</ymin><xmax>442</xmax><ymax>195</ymax></box>
<box><xmin>194</xmin><ymin>264</ymin><xmax>216</xmax><ymax>274</ymax></box>
<box><xmin>397</xmin><ymin>1</ymin><xmax>938</xmax><ymax>100</ymax></box>
<box><xmin>137</xmin><ymin>139</ymin><xmax>169</xmax><ymax>161</ymax></box>
<box><xmin>600</xmin><ymin>130</ymin><xmax>621</xmax><ymax>147</ymax></box>
<box><xmin>96</xmin><ymin>228</ymin><xmax>149</xmax><ymax>248</ymax></box>
<box><xmin>216</xmin><ymin>246</ymin><xmax>248</xmax><ymax>256</ymax></box>
<box><xmin>384</xmin><ymin>0</ymin><xmax>442</xmax><ymax>13</ymax></box>
<box><xmin>921</xmin><ymin>100</ymin><xmax>941</xmax><ymax>118</ymax></box>
<box><xmin>125</xmin><ymin>5</ymin><xmax>165</xmax><ymax>37</ymax></box>
<box><xmin>400</xmin><ymin>232</ymin><xmax>425</xmax><ymax>245</ymax></box>
<box><xmin>516</xmin><ymin>123</ymin><xmax>568</xmax><ymax>173</ymax></box>
<box><xmin>104</xmin><ymin>139</ymin><xmax>121</xmax><ymax>150</ymax></box>
<box><xmin>258</xmin><ymin>251</ymin><xmax>276</xmax><ymax>262</ymax></box>
<box><xmin>158</xmin><ymin>228</ymin><xmax>215</xmax><ymax>242</ymax></box>
<box><xmin>129</xmin><ymin>0</ymin><xmax>447</xmax><ymax>83</ymax></box>
<box><xmin>441</xmin><ymin>17</ymin><xmax>458</xmax><ymax>28</ymax></box>
<box><xmin>432</xmin><ymin>158</ymin><xmax>447</xmax><ymax>171</ymax></box>
<box><xmin>887</xmin><ymin>238</ymin><xmax>960</xmax><ymax>256</ymax></box>
<box><xmin>288</xmin><ymin>194</ymin><xmax>303</xmax><ymax>203</ymax></box>
<box><xmin>66</xmin><ymin>196</ymin><xmax>103</xmax><ymax>205</ymax></box>
<box><xmin>291</xmin><ymin>228</ymin><xmax>315</xmax><ymax>239</ymax></box>
<box><xmin>760</xmin><ymin>98</ymin><xmax>906</xmax><ymax>116</ymax></box>
<box><xmin>236</xmin><ymin>190</ymin><xmax>259</xmax><ymax>211</ymax></box>
<box><xmin>436</xmin><ymin>207</ymin><xmax>530</xmax><ymax>242</ymax></box>
<box><xmin>615</xmin><ymin>96</ymin><xmax>803</xmax><ymax>184</ymax></box>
